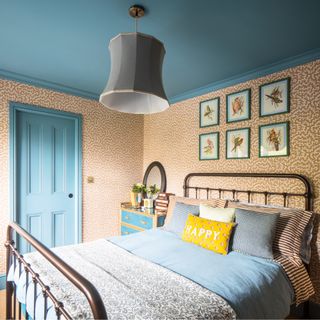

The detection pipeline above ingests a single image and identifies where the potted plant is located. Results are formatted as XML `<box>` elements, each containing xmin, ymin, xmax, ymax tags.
<box><xmin>143</xmin><ymin>184</ymin><xmax>160</xmax><ymax>208</ymax></box>
<box><xmin>131</xmin><ymin>183</ymin><xmax>145</xmax><ymax>208</ymax></box>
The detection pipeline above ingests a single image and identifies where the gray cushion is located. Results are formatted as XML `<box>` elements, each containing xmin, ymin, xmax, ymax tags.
<box><xmin>232</xmin><ymin>208</ymin><xmax>280</xmax><ymax>259</ymax></box>
<box><xmin>165</xmin><ymin>202</ymin><xmax>199</xmax><ymax>235</ymax></box>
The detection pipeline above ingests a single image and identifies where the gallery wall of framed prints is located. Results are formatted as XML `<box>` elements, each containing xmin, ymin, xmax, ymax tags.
<box><xmin>198</xmin><ymin>77</ymin><xmax>290</xmax><ymax>160</ymax></box>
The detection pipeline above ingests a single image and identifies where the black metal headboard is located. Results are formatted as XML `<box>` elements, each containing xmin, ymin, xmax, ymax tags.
<box><xmin>183</xmin><ymin>173</ymin><xmax>313</xmax><ymax>211</ymax></box>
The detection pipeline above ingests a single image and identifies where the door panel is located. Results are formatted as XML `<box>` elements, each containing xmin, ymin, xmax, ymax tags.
<box><xmin>15</xmin><ymin>110</ymin><xmax>78</xmax><ymax>252</ymax></box>
<box><xmin>27</xmin><ymin>213</ymin><xmax>42</xmax><ymax>252</ymax></box>
<box><xmin>52</xmin><ymin>211</ymin><xmax>66</xmax><ymax>247</ymax></box>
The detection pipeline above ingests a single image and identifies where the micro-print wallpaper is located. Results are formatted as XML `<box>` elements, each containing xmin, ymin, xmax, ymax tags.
<box><xmin>0</xmin><ymin>79</ymin><xmax>144</xmax><ymax>274</ymax></box>
<box><xmin>144</xmin><ymin>60</ymin><xmax>320</xmax><ymax>303</ymax></box>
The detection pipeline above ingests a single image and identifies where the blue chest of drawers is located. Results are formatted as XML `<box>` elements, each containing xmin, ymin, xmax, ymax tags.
<box><xmin>120</xmin><ymin>204</ymin><xmax>166</xmax><ymax>235</ymax></box>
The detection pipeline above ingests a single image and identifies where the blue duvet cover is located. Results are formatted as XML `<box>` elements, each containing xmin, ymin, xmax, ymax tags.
<box><xmin>110</xmin><ymin>228</ymin><xmax>294</xmax><ymax>319</ymax></box>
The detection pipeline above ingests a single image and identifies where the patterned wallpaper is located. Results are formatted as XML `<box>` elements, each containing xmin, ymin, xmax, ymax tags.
<box><xmin>0</xmin><ymin>79</ymin><xmax>144</xmax><ymax>274</ymax></box>
<box><xmin>1</xmin><ymin>60</ymin><xmax>320</xmax><ymax>304</ymax></box>
<box><xmin>144</xmin><ymin>60</ymin><xmax>320</xmax><ymax>302</ymax></box>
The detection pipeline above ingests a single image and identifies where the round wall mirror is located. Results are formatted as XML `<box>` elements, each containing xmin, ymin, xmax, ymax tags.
<box><xmin>143</xmin><ymin>161</ymin><xmax>167</xmax><ymax>193</ymax></box>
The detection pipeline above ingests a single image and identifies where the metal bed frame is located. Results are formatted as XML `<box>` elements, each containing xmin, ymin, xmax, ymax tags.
<box><xmin>183</xmin><ymin>172</ymin><xmax>313</xmax><ymax>210</ymax></box>
<box><xmin>5</xmin><ymin>223</ymin><xmax>107</xmax><ymax>320</ymax></box>
<box><xmin>5</xmin><ymin>172</ymin><xmax>314</xmax><ymax>319</ymax></box>
<box><xmin>183</xmin><ymin>172</ymin><xmax>314</xmax><ymax>318</ymax></box>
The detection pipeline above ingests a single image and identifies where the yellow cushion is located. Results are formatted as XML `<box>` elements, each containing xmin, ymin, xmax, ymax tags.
<box><xmin>182</xmin><ymin>214</ymin><xmax>235</xmax><ymax>255</ymax></box>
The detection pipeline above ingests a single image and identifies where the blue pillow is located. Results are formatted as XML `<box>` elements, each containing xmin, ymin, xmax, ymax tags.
<box><xmin>165</xmin><ymin>202</ymin><xmax>200</xmax><ymax>235</ymax></box>
<box><xmin>232</xmin><ymin>208</ymin><xmax>280</xmax><ymax>259</ymax></box>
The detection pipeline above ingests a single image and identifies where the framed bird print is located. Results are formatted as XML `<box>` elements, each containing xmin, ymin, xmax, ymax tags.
<box><xmin>259</xmin><ymin>121</ymin><xmax>290</xmax><ymax>158</ymax></box>
<box><xmin>199</xmin><ymin>132</ymin><xmax>219</xmax><ymax>160</ymax></box>
<box><xmin>259</xmin><ymin>78</ymin><xmax>290</xmax><ymax>117</ymax></box>
<box><xmin>226</xmin><ymin>89</ymin><xmax>251</xmax><ymax>123</ymax></box>
<box><xmin>199</xmin><ymin>97</ymin><xmax>220</xmax><ymax>127</ymax></box>
<box><xmin>226</xmin><ymin>127</ymin><xmax>250</xmax><ymax>159</ymax></box>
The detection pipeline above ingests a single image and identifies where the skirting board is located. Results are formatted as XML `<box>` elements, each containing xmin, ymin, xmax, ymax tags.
<box><xmin>0</xmin><ymin>274</ymin><xmax>6</xmax><ymax>290</ymax></box>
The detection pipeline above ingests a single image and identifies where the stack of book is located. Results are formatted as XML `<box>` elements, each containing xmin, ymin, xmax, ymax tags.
<box><xmin>154</xmin><ymin>193</ymin><xmax>175</xmax><ymax>215</ymax></box>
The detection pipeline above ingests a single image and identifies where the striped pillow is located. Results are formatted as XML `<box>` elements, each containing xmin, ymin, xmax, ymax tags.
<box><xmin>274</xmin><ymin>253</ymin><xmax>315</xmax><ymax>304</ymax></box>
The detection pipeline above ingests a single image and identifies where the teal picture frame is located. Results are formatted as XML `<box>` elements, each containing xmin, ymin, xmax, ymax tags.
<box><xmin>259</xmin><ymin>121</ymin><xmax>290</xmax><ymax>158</ymax></box>
<box><xmin>199</xmin><ymin>97</ymin><xmax>220</xmax><ymax>128</ymax></box>
<box><xmin>259</xmin><ymin>77</ymin><xmax>290</xmax><ymax>117</ymax></box>
<box><xmin>226</xmin><ymin>88</ymin><xmax>251</xmax><ymax>123</ymax></box>
<box><xmin>199</xmin><ymin>132</ymin><xmax>220</xmax><ymax>161</ymax></box>
<box><xmin>226</xmin><ymin>127</ymin><xmax>251</xmax><ymax>159</ymax></box>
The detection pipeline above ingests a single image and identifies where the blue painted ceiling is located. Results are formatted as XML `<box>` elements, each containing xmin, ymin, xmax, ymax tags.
<box><xmin>0</xmin><ymin>0</ymin><xmax>320</xmax><ymax>100</ymax></box>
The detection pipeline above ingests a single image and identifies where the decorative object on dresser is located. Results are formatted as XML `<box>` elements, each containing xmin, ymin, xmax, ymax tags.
<box><xmin>143</xmin><ymin>161</ymin><xmax>167</xmax><ymax>192</ymax></box>
<box><xmin>155</xmin><ymin>192</ymin><xmax>175</xmax><ymax>215</ymax></box>
<box><xmin>120</xmin><ymin>202</ymin><xmax>166</xmax><ymax>235</ymax></box>
<box><xmin>143</xmin><ymin>184</ymin><xmax>160</xmax><ymax>208</ymax></box>
<box><xmin>130</xmin><ymin>183</ymin><xmax>145</xmax><ymax>208</ymax></box>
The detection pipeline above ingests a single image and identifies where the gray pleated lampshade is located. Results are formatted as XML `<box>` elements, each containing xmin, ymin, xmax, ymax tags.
<box><xmin>99</xmin><ymin>32</ymin><xmax>169</xmax><ymax>114</ymax></box>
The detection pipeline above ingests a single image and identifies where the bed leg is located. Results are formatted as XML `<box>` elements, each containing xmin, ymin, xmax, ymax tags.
<box><xmin>303</xmin><ymin>301</ymin><xmax>310</xmax><ymax>319</ymax></box>
<box><xmin>5</xmin><ymin>225</ymin><xmax>14</xmax><ymax>320</ymax></box>
<box><xmin>6</xmin><ymin>281</ymin><xmax>13</xmax><ymax>320</ymax></box>
<box><xmin>5</xmin><ymin>242</ymin><xmax>14</xmax><ymax>319</ymax></box>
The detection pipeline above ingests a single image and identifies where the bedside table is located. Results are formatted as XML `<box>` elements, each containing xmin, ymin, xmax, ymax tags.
<box><xmin>120</xmin><ymin>203</ymin><xmax>166</xmax><ymax>235</ymax></box>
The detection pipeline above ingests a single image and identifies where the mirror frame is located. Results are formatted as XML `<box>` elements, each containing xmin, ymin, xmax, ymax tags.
<box><xmin>143</xmin><ymin>161</ymin><xmax>167</xmax><ymax>193</ymax></box>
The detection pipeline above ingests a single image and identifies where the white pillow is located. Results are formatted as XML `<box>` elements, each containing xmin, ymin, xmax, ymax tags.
<box><xmin>199</xmin><ymin>204</ymin><xmax>235</xmax><ymax>222</ymax></box>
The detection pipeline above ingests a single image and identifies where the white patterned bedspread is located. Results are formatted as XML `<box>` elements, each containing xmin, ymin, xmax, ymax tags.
<box><xmin>9</xmin><ymin>239</ymin><xmax>236</xmax><ymax>319</ymax></box>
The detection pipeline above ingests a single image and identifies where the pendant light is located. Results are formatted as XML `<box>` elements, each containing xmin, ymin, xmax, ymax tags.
<box><xmin>99</xmin><ymin>5</ymin><xmax>169</xmax><ymax>114</ymax></box>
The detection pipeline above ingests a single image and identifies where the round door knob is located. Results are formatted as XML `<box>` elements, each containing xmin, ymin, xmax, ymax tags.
<box><xmin>68</xmin><ymin>193</ymin><xmax>73</xmax><ymax>198</ymax></box>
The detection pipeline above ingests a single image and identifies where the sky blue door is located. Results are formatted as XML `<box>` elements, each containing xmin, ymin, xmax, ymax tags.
<box><xmin>15</xmin><ymin>109</ymin><xmax>78</xmax><ymax>252</ymax></box>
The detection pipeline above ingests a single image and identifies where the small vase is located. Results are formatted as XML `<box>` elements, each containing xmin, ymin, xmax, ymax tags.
<box><xmin>131</xmin><ymin>192</ymin><xmax>142</xmax><ymax>208</ymax></box>
<box><xmin>143</xmin><ymin>198</ymin><xmax>154</xmax><ymax>209</ymax></box>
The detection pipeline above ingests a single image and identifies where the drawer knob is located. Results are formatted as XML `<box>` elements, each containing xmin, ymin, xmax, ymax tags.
<box><xmin>125</xmin><ymin>215</ymin><xmax>130</xmax><ymax>220</ymax></box>
<box><xmin>140</xmin><ymin>220</ymin><xmax>147</xmax><ymax>225</ymax></box>
<box><xmin>124</xmin><ymin>231</ymin><xmax>129</xmax><ymax>235</ymax></box>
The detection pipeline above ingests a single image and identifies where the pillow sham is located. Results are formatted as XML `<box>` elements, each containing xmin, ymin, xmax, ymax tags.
<box><xmin>165</xmin><ymin>196</ymin><xmax>227</xmax><ymax>227</ymax></box>
<box><xmin>232</xmin><ymin>208</ymin><xmax>280</xmax><ymax>259</ymax></box>
<box><xmin>182</xmin><ymin>214</ymin><xmax>235</xmax><ymax>255</ymax></box>
<box><xmin>300</xmin><ymin>212</ymin><xmax>315</xmax><ymax>264</ymax></box>
<box><xmin>199</xmin><ymin>204</ymin><xmax>235</xmax><ymax>222</ymax></box>
<box><xmin>227</xmin><ymin>201</ymin><xmax>313</xmax><ymax>260</ymax></box>
<box><xmin>164</xmin><ymin>202</ymin><xmax>200</xmax><ymax>235</ymax></box>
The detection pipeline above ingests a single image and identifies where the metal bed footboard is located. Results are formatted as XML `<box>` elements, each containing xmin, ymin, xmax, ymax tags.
<box><xmin>5</xmin><ymin>222</ymin><xmax>107</xmax><ymax>320</ymax></box>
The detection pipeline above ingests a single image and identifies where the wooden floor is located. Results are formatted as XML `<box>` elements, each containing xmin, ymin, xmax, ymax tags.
<box><xmin>0</xmin><ymin>290</ymin><xmax>5</xmax><ymax>319</ymax></box>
